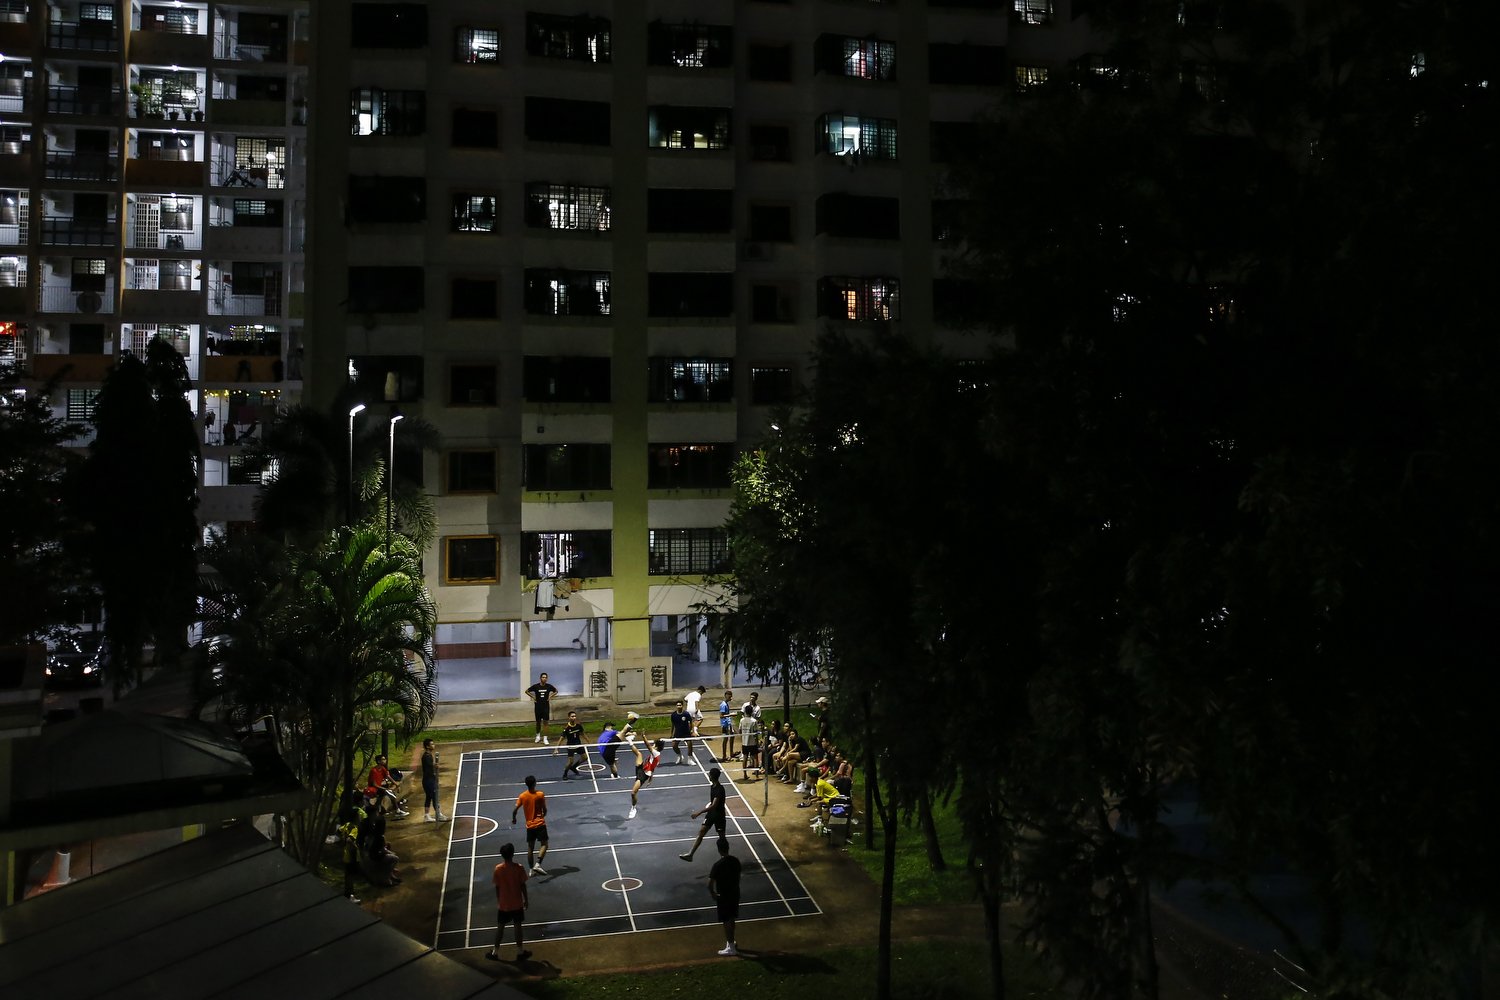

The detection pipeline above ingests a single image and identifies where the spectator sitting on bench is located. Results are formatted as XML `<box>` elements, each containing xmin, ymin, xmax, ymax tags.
<box><xmin>804</xmin><ymin>771</ymin><xmax>843</xmax><ymax>827</ymax></box>
<box><xmin>774</xmin><ymin>727</ymin><xmax>808</xmax><ymax>783</ymax></box>
<box><xmin>368</xmin><ymin>754</ymin><xmax>409</xmax><ymax>818</ymax></box>
<box><xmin>794</xmin><ymin>737</ymin><xmax>833</xmax><ymax>793</ymax></box>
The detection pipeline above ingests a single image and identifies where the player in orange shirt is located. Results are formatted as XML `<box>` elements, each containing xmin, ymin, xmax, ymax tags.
<box><xmin>511</xmin><ymin>774</ymin><xmax>549</xmax><ymax>875</ymax></box>
<box><xmin>487</xmin><ymin>842</ymin><xmax>530</xmax><ymax>962</ymax></box>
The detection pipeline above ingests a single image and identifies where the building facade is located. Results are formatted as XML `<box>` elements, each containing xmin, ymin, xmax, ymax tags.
<box><xmin>1</xmin><ymin>0</ymin><xmax>309</xmax><ymax>530</ymax></box>
<box><xmin>304</xmin><ymin>0</ymin><xmax>1086</xmax><ymax>683</ymax></box>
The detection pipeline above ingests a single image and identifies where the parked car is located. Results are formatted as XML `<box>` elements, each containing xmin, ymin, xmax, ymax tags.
<box><xmin>45</xmin><ymin>633</ymin><xmax>107</xmax><ymax>689</ymax></box>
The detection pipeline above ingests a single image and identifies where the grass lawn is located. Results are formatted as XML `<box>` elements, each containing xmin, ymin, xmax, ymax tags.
<box><xmin>511</xmin><ymin>938</ymin><xmax>1059</xmax><ymax>999</ymax></box>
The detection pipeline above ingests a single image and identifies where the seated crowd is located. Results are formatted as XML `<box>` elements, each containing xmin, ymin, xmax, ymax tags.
<box><xmin>727</xmin><ymin>695</ymin><xmax>854</xmax><ymax>837</ymax></box>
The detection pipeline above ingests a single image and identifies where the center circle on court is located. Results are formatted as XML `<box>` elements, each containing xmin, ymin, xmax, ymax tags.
<box><xmin>450</xmin><ymin>815</ymin><xmax>499</xmax><ymax>841</ymax></box>
<box><xmin>577</xmin><ymin>762</ymin><xmax>605</xmax><ymax>772</ymax></box>
<box><xmin>602</xmin><ymin>876</ymin><xmax>642</xmax><ymax>892</ymax></box>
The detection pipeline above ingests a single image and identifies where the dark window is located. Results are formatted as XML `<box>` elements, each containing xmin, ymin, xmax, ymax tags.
<box><xmin>750</xmin><ymin>365</ymin><xmax>798</xmax><ymax>404</ymax></box>
<box><xmin>524</xmin><ymin>183</ymin><xmax>611</xmax><ymax>231</ymax></box>
<box><xmin>351</xmin><ymin>3</ymin><xmax>427</xmax><ymax>49</ymax></box>
<box><xmin>1014</xmin><ymin>0</ymin><xmax>1054</xmax><ymax>25</ymax></box>
<box><xmin>348</xmin><ymin>354</ymin><xmax>423</xmax><ymax>401</ymax></box>
<box><xmin>71</xmin><ymin>258</ymin><xmax>107</xmax><ymax>291</ymax></box>
<box><xmin>817</xmin><ymin>276</ymin><xmax>900</xmax><ymax>322</ymax></box>
<box><xmin>932</xmin><ymin>199</ymin><xmax>970</xmax><ymax>241</ymax></box>
<box><xmin>346</xmin><ymin>175</ymin><xmax>425</xmax><ymax>224</ymax></box>
<box><xmin>523</xmin><ymin>269</ymin><xmax>611</xmax><ymax>317</ymax></box>
<box><xmin>523</xmin><ymin>444</ymin><xmax>611</xmax><ymax>491</ymax></box>
<box><xmin>649</xmin><ymin>106</ymin><xmax>731</xmax><ymax>150</ymax></box>
<box><xmin>452</xmin><ymin>193</ymin><xmax>497</xmax><ymax>232</ymax></box>
<box><xmin>647</xmin><ymin>273</ymin><xmax>733</xmax><ymax>318</ymax></box>
<box><xmin>452</xmin><ymin>107</ymin><xmax>499</xmax><ymax>148</ymax></box>
<box><xmin>648</xmin><ymin>358</ymin><xmax>734</xmax><ymax>403</ymax></box>
<box><xmin>233</xmin><ymin>199</ymin><xmax>284</xmax><ymax>227</ymax></box>
<box><xmin>749</xmin><ymin>124</ymin><xmax>792</xmax><ymax>162</ymax></box>
<box><xmin>647</xmin><ymin>189</ymin><xmax>733</xmax><ymax>233</ymax></box>
<box><xmin>933</xmin><ymin>277</ymin><xmax>985</xmax><ymax>328</ymax></box>
<box><xmin>449</xmin><ymin>363</ymin><xmax>498</xmax><ymax>405</ymax></box>
<box><xmin>929</xmin><ymin>43</ymin><xmax>1007</xmax><ymax>85</ymax></box>
<box><xmin>648</xmin><ymin>443</ymin><xmax>734</xmax><ymax>489</ymax></box>
<box><xmin>748</xmin><ymin>203</ymin><xmax>793</xmax><ymax>242</ymax></box>
<box><xmin>815</xmin><ymin>193</ymin><xmax>900</xmax><ymax>240</ymax></box>
<box><xmin>350</xmin><ymin>88</ymin><xmax>426</xmax><ymax>136</ymax></box>
<box><xmin>521</xmin><ymin>529</ymin><xmax>612</xmax><ymax>579</ymax></box>
<box><xmin>455</xmin><ymin>26</ymin><xmax>499</xmax><ymax>63</ymax></box>
<box><xmin>66</xmin><ymin>389</ymin><xmax>99</xmax><ymax>421</ymax></box>
<box><xmin>447</xmin><ymin>450</ymin><xmax>497</xmax><ymax>493</ymax></box>
<box><xmin>816</xmin><ymin>114</ymin><xmax>897</xmax><ymax>159</ymax></box>
<box><xmin>445</xmin><ymin>536</ymin><xmax>498</xmax><ymax>584</ymax></box>
<box><xmin>70</xmin><ymin>323</ymin><xmax>105</xmax><ymax>354</ymax></box>
<box><xmin>524</xmin><ymin>356</ymin><xmax>611</xmax><ymax>403</ymax></box>
<box><xmin>230</xmin><ymin>261</ymin><xmax>271</xmax><ymax>294</ymax></box>
<box><xmin>649</xmin><ymin>528</ymin><xmax>728</xmax><ymax>575</ymax></box>
<box><xmin>524</xmin><ymin>96</ymin><xmax>611</xmax><ymax>146</ymax></box>
<box><xmin>347</xmin><ymin>266</ymin><xmax>424</xmax><ymax>313</ymax></box>
<box><xmin>647</xmin><ymin>21</ymin><xmax>732</xmax><ymax>69</ymax></box>
<box><xmin>747</xmin><ymin>43</ymin><xmax>792</xmax><ymax>82</ymax></box>
<box><xmin>750</xmin><ymin>284</ymin><xmax>795</xmax><ymax>324</ymax></box>
<box><xmin>450</xmin><ymin>277</ymin><xmax>498</xmax><ymax>319</ymax></box>
<box><xmin>236</xmin><ymin>74</ymin><xmax>286</xmax><ymax>102</ymax></box>
<box><xmin>814</xmin><ymin>34</ymin><xmax>897</xmax><ymax>81</ymax></box>
<box><xmin>929</xmin><ymin>121</ymin><xmax>965</xmax><ymax>164</ymax></box>
<box><xmin>525</xmin><ymin>13</ymin><xmax>610</xmax><ymax>63</ymax></box>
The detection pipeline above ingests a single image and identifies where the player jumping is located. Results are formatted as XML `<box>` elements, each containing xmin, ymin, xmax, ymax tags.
<box><xmin>626</xmin><ymin>737</ymin><xmax>665</xmax><ymax>819</ymax></box>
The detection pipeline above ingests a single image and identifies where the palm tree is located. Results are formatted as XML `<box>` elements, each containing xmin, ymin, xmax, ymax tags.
<box><xmin>197</xmin><ymin>525</ymin><xmax>436</xmax><ymax>867</ymax></box>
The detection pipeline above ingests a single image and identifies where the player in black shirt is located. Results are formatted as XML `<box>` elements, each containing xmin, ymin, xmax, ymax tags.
<box><xmin>708</xmin><ymin>837</ymin><xmax>742</xmax><ymax>957</ymax></box>
<box><xmin>679</xmin><ymin>767</ymin><xmax>727</xmax><ymax>861</ymax></box>
<box><xmin>560</xmin><ymin>711</ymin><xmax>586</xmax><ymax>779</ymax></box>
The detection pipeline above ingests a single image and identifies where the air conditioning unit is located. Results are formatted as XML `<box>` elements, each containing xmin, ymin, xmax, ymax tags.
<box><xmin>75</xmin><ymin>290</ymin><xmax>103</xmax><ymax>313</ymax></box>
<box><xmin>741</xmin><ymin>241</ymin><xmax>772</xmax><ymax>262</ymax></box>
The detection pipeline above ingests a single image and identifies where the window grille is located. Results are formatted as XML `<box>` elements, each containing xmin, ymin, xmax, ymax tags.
<box><xmin>649</xmin><ymin>528</ymin><xmax>729</xmax><ymax>575</ymax></box>
<box><xmin>1014</xmin><ymin>0</ymin><xmax>1053</xmax><ymax>25</ymax></box>
<box><xmin>66</xmin><ymin>388</ymin><xmax>99</xmax><ymax>421</ymax></box>
<box><xmin>817</xmin><ymin>114</ymin><xmax>898</xmax><ymax>159</ymax></box>
<box><xmin>452</xmin><ymin>193</ymin><xmax>497</xmax><ymax>232</ymax></box>
<box><xmin>455</xmin><ymin>26</ymin><xmax>499</xmax><ymax>63</ymax></box>
<box><xmin>817</xmin><ymin>277</ymin><xmax>900</xmax><ymax>322</ymax></box>
<box><xmin>521</xmin><ymin>530</ymin><xmax>612</xmax><ymax>579</ymax></box>
<box><xmin>349</xmin><ymin>87</ymin><xmax>426</xmax><ymax>136</ymax></box>
<box><xmin>1015</xmin><ymin>66</ymin><xmax>1050</xmax><ymax>92</ymax></box>
<box><xmin>524</xmin><ymin>183</ymin><xmax>610</xmax><ymax>231</ymax></box>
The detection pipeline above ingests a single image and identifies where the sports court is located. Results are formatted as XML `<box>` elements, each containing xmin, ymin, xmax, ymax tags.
<box><xmin>434</xmin><ymin>741</ymin><xmax>820</xmax><ymax>952</ymax></box>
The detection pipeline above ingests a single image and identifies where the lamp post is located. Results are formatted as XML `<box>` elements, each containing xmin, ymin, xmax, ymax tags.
<box><xmin>346</xmin><ymin>404</ymin><xmax>365</xmax><ymax>525</ymax></box>
<box><xmin>386</xmin><ymin>413</ymin><xmax>404</xmax><ymax>552</ymax></box>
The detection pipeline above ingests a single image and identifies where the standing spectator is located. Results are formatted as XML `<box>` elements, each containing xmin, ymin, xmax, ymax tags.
<box><xmin>421</xmin><ymin>738</ymin><xmax>448</xmax><ymax>822</ymax></box>
<box><xmin>813</xmin><ymin>696</ymin><xmax>832</xmax><ymax>743</ymax></box>
<box><xmin>626</xmin><ymin>737</ymin><xmax>665</xmax><ymax>819</ymax></box>
<box><xmin>338</xmin><ymin>805</ymin><xmax>363</xmax><ymax>903</ymax></box>
<box><xmin>738</xmin><ymin>709</ymin><xmax>761</xmax><ymax>781</ymax></box>
<box><xmin>741</xmin><ymin>690</ymin><xmax>762</xmax><ymax>723</ymax></box>
<box><xmin>526</xmin><ymin>671</ymin><xmax>559</xmax><ymax>744</ymax></box>
<box><xmin>680</xmin><ymin>767</ymin><xmax>727</xmax><ymax>861</ymax></box>
<box><xmin>511</xmin><ymin>775</ymin><xmax>550</xmax><ymax>875</ymax></box>
<box><xmin>685</xmin><ymin>685</ymin><xmax>706</xmax><ymax>737</ymax></box>
<box><xmin>669</xmin><ymin>699</ymin><xmax>693</xmax><ymax>764</ymax></box>
<box><xmin>486</xmin><ymin>843</ymin><xmax>531</xmax><ymax>962</ymax></box>
<box><xmin>598</xmin><ymin>721</ymin><xmax>622</xmax><ymax>777</ymax></box>
<box><xmin>560</xmin><ymin>711</ymin><xmax>586</xmax><ymax>779</ymax></box>
<box><xmin>708</xmin><ymin>837</ymin><xmax>742</xmax><ymax>956</ymax></box>
<box><xmin>718</xmin><ymin>690</ymin><xmax>737</xmax><ymax>762</ymax></box>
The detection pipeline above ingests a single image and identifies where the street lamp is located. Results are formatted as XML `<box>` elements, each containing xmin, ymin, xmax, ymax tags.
<box><xmin>346</xmin><ymin>404</ymin><xmax>365</xmax><ymax>525</ymax></box>
<box><xmin>386</xmin><ymin>413</ymin><xmax>404</xmax><ymax>551</ymax></box>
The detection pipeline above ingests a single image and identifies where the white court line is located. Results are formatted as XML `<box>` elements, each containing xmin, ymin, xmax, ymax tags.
<box><xmin>463</xmin><ymin>752</ymin><xmax>483</xmax><ymax>949</ymax></box>
<box><xmin>607</xmin><ymin>841</ymin><xmax>635</xmax><ymax>932</ymax></box>
<box><xmin>432</xmin><ymin>761</ymin><xmax>463</xmax><ymax>949</ymax></box>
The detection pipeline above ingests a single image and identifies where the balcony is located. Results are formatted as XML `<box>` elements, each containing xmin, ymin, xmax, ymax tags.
<box><xmin>39</xmin><ymin>217</ymin><xmax>118</xmax><ymax>247</ymax></box>
<box><xmin>203</xmin><ymin>354</ymin><xmax>278</xmax><ymax>383</ymax></box>
<box><xmin>47</xmin><ymin>20</ymin><xmax>120</xmax><ymax>53</ymax></box>
<box><xmin>208</xmin><ymin>278</ymin><xmax>282</xmax><ymax>318</ymax></box>
<box><xmin>129</xmin><ymin>30</ymin><xmax>210</xmax><ymax>66</ymax></box>
<box><xmin>121</xmin><ymin>288</ymin><xmax>201</xmax><ymax>319</ymax></box>
<box><xmin>47</xmin><ymin>85</ymin><xmax>122</xmax><ymax>117</ymax></box>
<box><xmin>125</xmin><ymin>158</ymin><xmax>204</xmax><ymax>187</ymax></box>
<box><xmin>209</xmin><ymin>98</ymin><xmax>284</xmax><ymax>127</ymax></box>
<box><xmin>44</xmin><ymin>150</ymin><xmax>120</xmax><ymax>182</ymax></box>
<box><xmin>36</xmin><ymin>282</ymin><xmax>116</xmax><ymax>315</ymax></box>
<box><xmin>28</xmin><ymin>353</ymin><xmax>115</xmax><ymax>381</ymax></box>
<box><xmin>205</xmin><ymin>224</ymin><xmax>281</xmax><ymax>255</ymax></box>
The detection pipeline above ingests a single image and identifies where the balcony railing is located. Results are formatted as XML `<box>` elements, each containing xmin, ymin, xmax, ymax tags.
<box><xmin>44</xmin><ymin>150</ymin><xmax>119</xmax><ymax>182</ymax></box>
<box><xmin>36</xmin><ymin>283</ymin><xmax>117</xmax><ymax>314</ymax></box>
<box><xmin>47</xmin><ymin>84</ymin><xmax>121</xmax><ymax>116</ymax></box>
<box><xmin>47</xmin><ymin>20</ymin><xmax>120</xmax><ymax>52</ymax></box>
<box><xmin>0</xmin><ymin>91</ymin><xmax>27</xmax><ymax>115</ymax></box>
<box><xmin>39</xmin><ymin>217</ymin><xmax>118</xmax><ymax>246</ymax></box>
<box><xmin>208</xmin><ymin>278</ymin><xmax>281</xmax><ymax>317</ymax></box>
<box><xmin>127</xmin><ymin>229</ymin><xmax>203</xmax><ymax>252</ymax></box>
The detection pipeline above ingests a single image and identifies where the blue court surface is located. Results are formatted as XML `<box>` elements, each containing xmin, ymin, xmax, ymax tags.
<box><xmin>434</xmin><ymin>742</ymin><xmax>820</xmax><ymax>952</ymax></box>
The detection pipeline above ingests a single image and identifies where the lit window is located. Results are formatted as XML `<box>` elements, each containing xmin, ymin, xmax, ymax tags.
<box><xmin>455</xmin><ymin>26</ymin><xmax>499</xmax><ymax>64</ymax></box>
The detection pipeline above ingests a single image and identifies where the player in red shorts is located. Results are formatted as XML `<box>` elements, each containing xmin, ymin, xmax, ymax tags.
<box><xmin>626</xmin><ymin>738</ymin><xmax>665</xmax><ymax>819</ymax></box>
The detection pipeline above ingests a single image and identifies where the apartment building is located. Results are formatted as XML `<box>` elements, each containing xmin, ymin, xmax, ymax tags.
<box><xmin>0</xmin><ymin>0</ymin><xmax>309</xmax><ymax>529</ymax></box>
<box><xmin>302</xmin><ymin>0</ymin><xmax>1093</xmax><ymax>688</ymax></box>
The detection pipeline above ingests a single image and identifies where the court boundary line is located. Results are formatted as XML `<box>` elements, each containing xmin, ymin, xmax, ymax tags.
<box><xmin>436</xmin><ymin>746</ymin><xmax>822</xmax><ymax>949</ymax></box>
